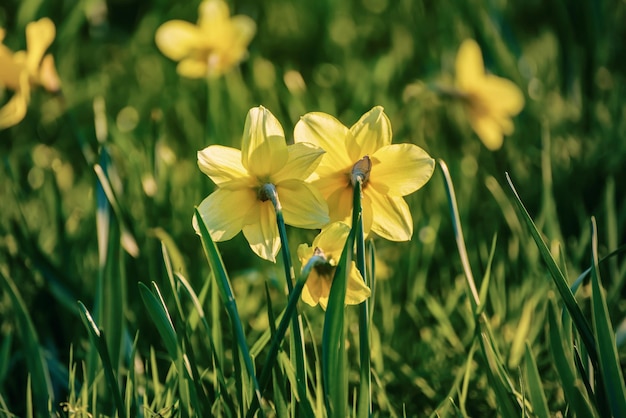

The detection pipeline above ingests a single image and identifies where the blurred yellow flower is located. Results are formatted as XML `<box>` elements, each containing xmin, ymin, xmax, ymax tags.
<box><xmin>294</xmin><ymin>106</ymin><xmax>435</xmax><ymax>241</ymax></box>
<box><xmin>297</xmin><ymin>222</ymin><xmax>370</xmax><ymax>310</ymax></box>
<box><xmin>155</xmin><ymin>0</ymin><xmax>255</xmax><ymax>79</ymax></box>
<box><xmin>195</xmin><ymin>106</ymin><xmax>329</xmax><ymax>262</ymax></box>
<box><xmin>0</xmin><ymin>18</ymin><xmax>61</xmax><ymax>129</ymax></box>
<box><xmin>455</xmin><ymin>39</ymin><xmax>524</xmax><ymax>150</ymax></box>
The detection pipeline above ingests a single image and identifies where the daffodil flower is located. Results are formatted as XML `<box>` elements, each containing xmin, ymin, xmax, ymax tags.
<box><xmin>195</xmin><ymin>106</ymin><xmax>330</xmax><ymax>262</ymax></box>
<box><xmin>455</xmin><ymin>39</ymin><xmax>525</xmax><ymax>150</ymax></box>
<box><xmin>294</xmin><ymin>106</ymin><xmax>435</xmax><ymax>242</ymax></box>
<box><xmin>0</xmin><ymin>18</ymin><xmax>61</xmax><ymax>129</ymax></box>
<box><xmin>155</xmin><ymin>0</ymin><xmax>255</xmax><ymax>79</ymax></box>
<box><xmin>297</xmin><ymin>222</ymin><xmax>370</xmax><ymax>310</ymax></box>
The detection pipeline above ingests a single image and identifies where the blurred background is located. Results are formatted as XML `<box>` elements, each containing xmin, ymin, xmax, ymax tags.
<box><xmin>0</xmin><ymin>0</ymin><xmax>625</xmax><ymax>416</ymax></box>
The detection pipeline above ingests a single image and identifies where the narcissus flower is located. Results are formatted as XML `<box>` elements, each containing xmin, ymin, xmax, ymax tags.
<box><xmin>0</xmin><ymin>18</ymin><xmax>61</xmax><ymax>129</ymax></box>
<box><xmin>294</xmin><ymin>106</ymin><xmax>435</xmax><ymax>241</ymax></box>
<box><xmin>195</xmin><ymin>106</ymin><xmax>329</xmax><ymax>262</ymax></box>
<box><xmin>155</xmin><ymin>0</ymin><xmax>255</xmax><ymax>79</ymax></box>
<box><xmin>455</xmin><ymin>39</ymin><xmax>524</xmax><ymax>150</ymax></box>
<box><xmin>297</xmin><ymin>222</ymin><xmax>370</xmax><ymax>310</ymax></box>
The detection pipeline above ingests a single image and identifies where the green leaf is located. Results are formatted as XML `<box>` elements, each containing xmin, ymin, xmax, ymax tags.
<box><xmin>589</xmin><ymin>217</ymin><xmax>626</xmax><ymax>417</ymax></box>
<box><xmin>506</xmin><ymin>173</ymin><xmax>598</xmax><ymax>367</ymax></box>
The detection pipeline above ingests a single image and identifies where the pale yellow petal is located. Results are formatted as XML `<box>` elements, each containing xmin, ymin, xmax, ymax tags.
<box><xmin>455</xmin><ymin>39</ymin><xmax>484</xmax><ymax>91</ymax></box>
<box><xmin>294</xmin><ymin>112</ymin><xmax>353</xmax><ymax>177</ymax></box>
<box><xmin>155</xmin><ymin>20</ymin><xmax>203</xmax><ymax>61</ymax></box>
<box><xmin>0</xmin><ymin>44</ymin><xmax>24</xmax><ymax>90</ymax></box>
<box><xmin>0</xmin><ymin>73</ymin><xmax>29</xmax><ymax>129</ymax></box>
<box><xmin>313</xmin><ymin>171</ymin><xmax>350</xmax><ymax>199</ymax></box>
<box><xmin>302</xmin><ymin>270</ymin><xmax>329</xmax><ymax>308</ymax></box>
<box><xmin>176</xmin><ymin>58</ymin><xmax>208</xmax><ymax>78</ymax></box>
<box><xmin>197</xmin><ymin>145</ymin><xmax>251</xmax><ymax>187</ymax></box>
<box><xmin>38</xmin><ymin>54</ymin><xmax>61</xmax><ymax>92</ymax></box>
<box><xmin>369</xmin><ymin>144</ymin><xmax>435</xmax><ymax>196</ymax></box>
<box><xmin>468</xmin><ymin>113</ymin><xmax>504</xmax><ymax>150</ymax></box>
<box><xmin>196</xmin><ymin>188</ymin><xmax>257</xmax><ymax>241</ymax></box>
<box><xmin>345</xmin><ymin>262</ymin><xmax>370</xmax><ymax>305</ymax></box>
<box><xmin>25</xmin><ymin>18</ymin><xmax>55</xmax><ymax>76</ymax></box>
<box><xmin>242</xmin><ymin>200</ymin><xmax>280</xmax><ymax>262</ymax></box>
<box><xmin>326</xmin><ymin>185</ymin><xmax>353</xmax><ymax>224</ymax></box>
<box><xmin>277</xmin><ymin>180</ymin><xmax>329</xmax><ymax>229</ymax></box>
<box><xmin>366</xmin><ymin>190</ymin><xmax>413</xmax><ymax>241</ymax></box>
<box><xmin>197</xmin><ymin>0</ymin><xmax>230</xmax><ymax>29</ymax></box>
<box><xmin>347</xmin><ymin>106</ymin><xmax>392</xmax><ymax>161</ymax></box>
<box><xmin>272</xmin><ymin>142</ymin><xmax>325</xmax><ymax>183</ymax></box>
<box><xmin>230</xmin><ymin>16</ymin><xmax>256</xmax><ymax>49</ymax></box>
<box><xmin>479</xmin><ymin>75</ymin><xmax>525</xmax><ymax>116</ymax></box>
<box><xmin>297</xmin><ymin>243</ymin><xmax>314</xmax><ymax>264</ymax></box>
<box><xmin>313</xmin><ymin>222</ymin><xmax>350</xmax><ymax>258</ymax></box>
<box><xmin>241</xmin><ymin>106</ymin><xmax>288</xmax><ymax>178</ymax></box>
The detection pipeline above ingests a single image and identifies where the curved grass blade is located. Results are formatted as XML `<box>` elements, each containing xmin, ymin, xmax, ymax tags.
<box><xmin>589</xmin><ymin>217</ymin><xmax>626</xmax><ymax>417</ymax></box>
<box><xmin>506</xmin><ymin>173</ymin><xmax>597</xmax><ymax>367</ymax></box>
<box><xmin>0</xmin><ymin>270</ymin><xmax>53</xmax><ymax>416</ymax></box>
<box><xmin>523</xmin><ymin>342</ymin><xmax>550</xmax><ymax>418</ymax></box>
<box><xmin>77</xmin><ymin>301</ymin><xmax>126</xmax><ymax>418</ymax></box>
<box><xmin>194</xmin><ymin>207</ymin><xmax>264</xmax><ymax>414</ymax></box>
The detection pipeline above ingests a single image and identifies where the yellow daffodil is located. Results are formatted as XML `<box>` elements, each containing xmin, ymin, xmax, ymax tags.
<box><xmin>455</xmin><ymin>39</ymin><xmax>525</xmax><ymax>150</ymax></box>
<box><xmin>297</xmin><ymin>222</ymin><xmax>370</xmax><ymax>310</ymax></box>
<box><xmin>195</xmin><ymin>106</ymin><xmax>330</xmax><ymax>262</ymax></box>
<box><xmin>0</xmin><ymin>18</ymin><xmax>61</xmax><ymax>129</ymax></box>
<box><xmin>294</xmin><ymin>106</ymin><xmax>435</xmax><ymax>242</ymax></box>
<box><xmin>155</xmin><ymin>0</ymin><xmax>255</xmax><ymax>79</ymax></box>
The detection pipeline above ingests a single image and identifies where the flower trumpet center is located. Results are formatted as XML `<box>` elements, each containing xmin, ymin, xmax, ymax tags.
<box><xmin>312</xmin><ymin>247</ymin><xmax>336</xmax><ymax>279</ymax></box>
<box><xmin>351</xmin><ymin>155</ymin><xmax>371</xmax><ymax>188</ymax></box>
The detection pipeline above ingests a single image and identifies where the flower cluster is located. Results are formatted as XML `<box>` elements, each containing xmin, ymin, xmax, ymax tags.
<box><xmin>196</xmin><ymin>105</ymin><xmax>435</xmax><ymax>308</ymax></box>
<box><xmin>0</xmin><ymin>18</ymin><xmax>61</xmax><ymax>129</ymax></box>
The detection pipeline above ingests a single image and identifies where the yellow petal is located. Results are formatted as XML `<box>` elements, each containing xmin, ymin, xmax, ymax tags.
<box><xmin>345</xmin><ymin>262</ymin><xmax>370</xmax><ymax>305</ymax></box>
<box><xmin>0</xmin><ymin>45</ymin><xmax>24</xmax><ymax>90</ymax></box>
<box><xmin>479</xmin><ymin>74</ymin><xmax>525</xmax><ymax>116</ymax></box>
<box><xmin>0</xmin><ymin>73</ymin><xmax>30</xmax><ymax>129</ymax></box>
<box><xmin>197</xmin><ymin>0</ymin><xmax>230</xmax><ymax>29</ymax></box>
<box><xmin>277</xmin><ymin>180</ymin><xmax>329</xmax><ymax>229</ymax></box>
<box><xmin>242</xmin><ymin>200</ymin><xmax>280</xmax><ymax>262</ymax></box>
<box><xmin>294</xmin><ymin>112</ymin><xmax>353</xmax><ymax>177</ymax></box>
<box><xmin>38</xmin><ymin>54</ymin><xmax>61</xmax><ymax>92</ymax></box>
<box><xmin>297</xmin><ymin>243</ymin><xmax>314</xmax><ymax>264</ymax></box>
<box><xmin>347</xmin><ymin>106</ymin><xmax>392</xmax><ymax>161</ymax></box>
<box><xmin>326</xmin><ymin>185</ymin><xmax>353</xmax><ymax>224</ymax></box>
<box><xmin>241</xmin><ymin>106</ymin><xmax>288</xmax><ymax>178</ymax></box>
<box><xmin>313</xmin><ymin>222</ymin><xmax>350</xmax><ymax>258</ymax></box>
<box><xmin>196</xmin><ymin>188</ymin><xmax>257</xmax><ymax>241</ymax></box>
<box><xmin>366</xmin><ymin>190</ymin><xmax>413</xmax><ymax>241</ymax></box>
<box><xmin>272</xmin><ymin>142</ymin><xmax>325</xmax><ymax>183</ymax></box>
<box><xmin>313</xmin><ymin>171</ymin><xmax>349</xmax><ymax>199</ymax></box>
<box><xmin>176</xmin><ymin>58</ymin><xmax>208</xmax><ymax>78</ymax></box>
<box><xmin>302</xmin><ymin>270</ymin><xmax>330</xmax><ymax>308</ymax></box>
<box><xmin>155</xmin><ymin>20</ymin><xmax>203</xmax><ymax>61</ymax></box>
<box><xmin>369</xmin><ymin>144</ymin><xmax>435</xmax><ymax>196</ymax></box>
<box><xmin>455</xmin><ymin>39</ymin><xmax>484</xmax><ymax>90</ymax></box>
<box><xmin>229</xmin><ymin>15</ymin><xmax>256</xmax><ymax>49</ymax></box>
<box><xmin>197</xmin><ymin>145</ymin><xmax>251</xmax><ymax>187</ymax></box>
<box><xmin>25</xmin><ymin>18</ymin><xmax>55</xmax><ymax>76</ymax></box>
<box><xmin>468</xmin><ymin>113</ymin><xmax>504</xmax><ymax>150</ymax></box>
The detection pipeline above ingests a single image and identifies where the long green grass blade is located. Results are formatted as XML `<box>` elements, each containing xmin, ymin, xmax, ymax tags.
<box><xmin>523</xmin><ymin>342</ymin><xmax>550</xmax><ymax>418</ymax></box>
<box><xmin>506</xmin><ymin>173</ymin><xmax>597</xmax><ymax>367</ymax></box>
<box><xmin>77</xmin><ymin>301</ymin><xmax>126</xmax><ymax>418</ymax></box>
<box><xmin>0</xmin><ymin>270</ymin><xmax>53</xmax><ymax>416</ymax></box>
<box><xmin>589</xmin><ymin>217</ymin><xmax>626</xmax><ymax>417</ymax></box>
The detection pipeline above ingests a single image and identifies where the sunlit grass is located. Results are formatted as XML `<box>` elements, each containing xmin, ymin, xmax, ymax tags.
<box><xmin>1</xmin><ymin>0</ymin><xmax>625</xmax><ymax>417</ymax></box>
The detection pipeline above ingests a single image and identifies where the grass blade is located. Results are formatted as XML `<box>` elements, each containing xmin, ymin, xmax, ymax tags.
<box><xmin>589</xmin><ymin>217</ymin><xmax>626</xmax><ymax>417</ymax></box>
<box><xmin>523</xmin><ymin>342</ymin><xmax>550</xmax><ymax>418</ymax></box>
<box><xmin>506</xmin><ymin>173</ymin><xmax>597</xmax><ymax>367</ymax></box>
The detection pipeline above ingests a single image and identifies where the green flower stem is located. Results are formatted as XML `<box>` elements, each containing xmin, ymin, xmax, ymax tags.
<box><xmin>263</xmin><ymin>184</ymin><xmax>308</xmax><ymax>411</ymax></box>
<box><xmin>353</xmin><ymin>179</ymin><xmax>372</xmax><ymax>418</ymax></box>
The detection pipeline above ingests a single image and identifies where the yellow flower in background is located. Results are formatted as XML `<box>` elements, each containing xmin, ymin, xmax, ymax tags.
<box><xmin>294</xmin><ymin>106</ymin><xmax>435</xmax><ymax>242</ymax></box>
<box><xmin>455</xmin><ymin>39</ymin><xmax>524</xmax><ymax>150</ymax></box>
<box><xmin>155</xmin><ymin>0</ymin><xmax>256</xmax><ymax>79</ymax></box>
<box><xmin>0</xmin><ymin>18</ymin><xmax>61</xmax><ymax>129</ymax></box>
<box><xmin>195</xmin><ymin>106</ymin><xmax>329</xmax><ymax>262</ymax></box>
<box><xmin>297</xmin><ymin>222</ymin><xmax>370</xmax><ymax>310</ymax></box>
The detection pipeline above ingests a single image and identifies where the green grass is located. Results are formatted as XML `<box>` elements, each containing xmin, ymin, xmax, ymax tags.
<box><xmin>1</xmin><ymin>0</ymin><xmax>626</xmax><ymax>416</ymax></box>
